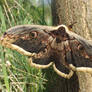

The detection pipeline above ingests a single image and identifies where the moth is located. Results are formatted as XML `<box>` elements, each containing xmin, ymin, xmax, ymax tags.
<box><xmin>0</xmin><ymin>24</ymin><xmax>92</xmax><ymax>79</ymax></box>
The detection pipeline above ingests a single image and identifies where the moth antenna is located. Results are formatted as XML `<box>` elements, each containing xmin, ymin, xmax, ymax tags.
<box><xmin>68</xmin><ymin>22</ymin><xmax>77</xmax><ymax>31</ymax></box>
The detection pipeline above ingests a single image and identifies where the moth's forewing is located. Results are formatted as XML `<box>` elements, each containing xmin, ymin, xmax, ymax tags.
<box><xmin>1</xmin><ymin>25</ymin><xmax>54</xmax><ymax>68</ymax></box>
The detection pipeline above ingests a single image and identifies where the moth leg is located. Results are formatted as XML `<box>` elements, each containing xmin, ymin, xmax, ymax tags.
<box><xmin>69</xmin><ymin>64</ymin><xmax>92</xmax><ymax>74</ymax></box>
<box><xmin>29</xmin><ymin>58</ymin><xmax>53</xmax><ymax>69</ymax></box>
<box><xmin>1</xmin><ymin>42</ymin><xmax>36</xmax><ymax>56</ymax></box>
<box><xmin>53</xmin><ymin>63</ymin><xmax>74</xmax><ymax>79</ymax></box>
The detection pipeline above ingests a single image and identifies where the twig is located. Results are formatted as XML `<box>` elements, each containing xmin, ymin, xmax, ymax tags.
<box><xmin>14</xmin><ymin>0</ymin><xmax>33</xmax><ymax>22</ymax></box>
<box><xmin>4</xmin><ymin>0</ymin><xmax>15</xmax><ymax>25</ymax></box>
<box><xmin>8</xmin><ymin>68</ymin><xmax>24</xmax><ymax>92</ymax></box>
<box><xmin>3</xmin><ymin>5</ymin><xmax>12</xmax><ymax>27</ymax></box>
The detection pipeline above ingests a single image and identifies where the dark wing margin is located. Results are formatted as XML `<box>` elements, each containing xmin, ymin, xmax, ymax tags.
<box><xmin>53</xmin><ymin>61</ymin><xmax>73</xmax><ymax>79</ymax></box>
<box><xmin>29</xmin><ymin>58</ymin><xmax>53</xmax><ymax>69</ymax></box>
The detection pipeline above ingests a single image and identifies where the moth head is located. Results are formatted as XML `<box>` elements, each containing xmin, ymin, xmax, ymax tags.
<box><xmin>46</xmin><ymin>25</ymin><xmax>75</xmax><ymax>52</ymax></box>
<box><xmin>49</xmin><ymin>25</ymin><xmax>70</xmax><ymax>43</ymax></box>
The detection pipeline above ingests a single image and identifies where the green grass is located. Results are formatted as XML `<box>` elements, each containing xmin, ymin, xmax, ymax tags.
<box><xmin>0</xmin><ymin>5</ymin><xmax>10</xmax><ymax>92</ymax></box>
<box><xmin>0</xmin><ymin>0</ymin><xmax>52</xmax><ymax>92</ymax></box>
